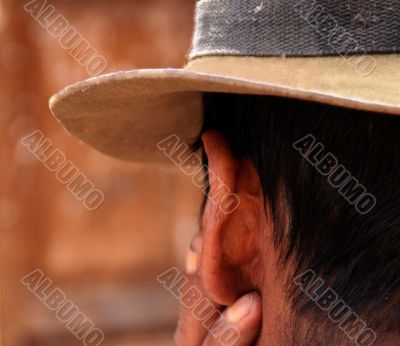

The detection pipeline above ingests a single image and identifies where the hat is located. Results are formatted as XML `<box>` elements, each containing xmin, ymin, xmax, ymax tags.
<box><xmin>49</xmin><ymin>0</ymin><xmax>400</xmax><ymax>164</ymax></box>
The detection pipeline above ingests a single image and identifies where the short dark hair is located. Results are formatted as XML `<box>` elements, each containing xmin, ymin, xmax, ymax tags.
<box><xmin>194</xmin><ymin>92</ymin><xmax>400</xmax><ymax>343</ymax></box>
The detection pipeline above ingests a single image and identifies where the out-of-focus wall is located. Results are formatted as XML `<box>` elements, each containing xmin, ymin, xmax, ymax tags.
<box><xmin>0</xmin><ymin>0</ymin><xmax>200</xmax><ymax>345</ymax></box>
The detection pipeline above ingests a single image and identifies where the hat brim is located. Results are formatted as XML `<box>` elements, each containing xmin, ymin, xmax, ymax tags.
<box><xmin>49</xmin><ymin>55</ymin><xmax>400</xmax><ymax>163</ymax></box>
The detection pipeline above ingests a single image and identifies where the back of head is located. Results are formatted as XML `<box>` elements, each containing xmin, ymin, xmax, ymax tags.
<box><xmin>198</xmin><ymin>92</ymin><xmax>400</xmax><ymax>345</ymax></box>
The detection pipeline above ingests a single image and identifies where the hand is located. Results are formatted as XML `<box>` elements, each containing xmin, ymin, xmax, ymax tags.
<box><xmin>174</xmin><ymin>238</ymin><xmax>262</xmax><ymax>346</ymax></box>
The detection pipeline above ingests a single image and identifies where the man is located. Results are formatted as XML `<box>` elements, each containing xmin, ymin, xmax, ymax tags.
<box><xmin>50</xmin><ymin>0</ymin><xmax>400</xmax><ymax>345</ymax></box>
<box><xmin>172</xmin><ymin>93</ymin><xmax>400</xmax><ymax>345</ymax></box>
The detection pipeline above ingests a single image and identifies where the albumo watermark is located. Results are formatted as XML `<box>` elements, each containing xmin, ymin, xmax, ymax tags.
<box><xmin>21</xmin><ymin>130</ymin><xmax>104</xmax><ymax>211</ymax></box>
<box><xmin>21</xmin><ymin>269</ymin><xmax>104</xmax><ymax>346</ymax></box>
<box><xmin>24</xmin><ymin>0</ymin><xmax>108</xmax><ymax>76</ymax></box>
<box><xmin>293</xmin><ymin>134</ymin><xmax>376</xmax><ymax>215</ymax></box>
<box><xmin>294</xmin><ymin>269</ymin><xmax>376</xmax><ymax>346</ymax></box>
<box><xmin>157</xmin><ymin>134</ymin><xmax>240</xmax><ymax>215</ymax></box>
<box><xmin>157</xmin><ymin>267</ymin><xmax>241</xmax><ymax>346</ymax></box>
<box><xmin>294</xmin><ymin>0</ymin><xmax>377</xmax><ymax>77</ymax></box>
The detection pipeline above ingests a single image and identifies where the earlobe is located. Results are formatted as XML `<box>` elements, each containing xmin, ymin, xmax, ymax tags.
<box><xmin>199</xmin><ymin>131</ymin><xmax>264</xmax><ymax>306</ymax></box>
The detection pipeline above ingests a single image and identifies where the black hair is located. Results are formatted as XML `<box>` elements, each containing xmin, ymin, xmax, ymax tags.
<box><xmin>193</xmin><ymin>92</ymin><xmax>400</xmax><ymax>343</ymax></box>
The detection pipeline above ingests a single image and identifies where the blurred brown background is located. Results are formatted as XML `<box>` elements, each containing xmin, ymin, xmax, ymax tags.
<box><xmin>0</xmin><ymin>0</ymin><xmax>202</xmax><ymax>345</ymax></box>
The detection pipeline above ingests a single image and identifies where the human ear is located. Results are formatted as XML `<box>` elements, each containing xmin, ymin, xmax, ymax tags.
<box><xmin>199</xmin><ymin>130</ymin><xmax>265</xmax><ymax>306</ymax></box>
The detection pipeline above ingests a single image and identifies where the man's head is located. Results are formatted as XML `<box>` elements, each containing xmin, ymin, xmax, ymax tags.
<box><xmin>189</xmin><ymin>93</ymin><xmax>400</xmax><ymax>345</ymax></box>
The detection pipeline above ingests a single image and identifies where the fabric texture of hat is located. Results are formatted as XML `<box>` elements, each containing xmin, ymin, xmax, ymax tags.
<box><xmin>49</xmin><ymin>0</ymin><xmax>400</xmax><ymax>163</ymax></box>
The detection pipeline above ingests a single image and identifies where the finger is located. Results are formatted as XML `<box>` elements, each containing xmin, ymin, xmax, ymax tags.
<box><xmin>203</xmin><ymin>292</ymin><xmax>262</xmax><ymax>346</ymax></box>
<box><xmin>174</xmin><ymin>250</ymin><xmax>208</xmax><ymax>345</ymax></box>
<box><xmin>175</xmin><ymin>235</ymin><xmax>221</xmax><ymax>345</ymax></box>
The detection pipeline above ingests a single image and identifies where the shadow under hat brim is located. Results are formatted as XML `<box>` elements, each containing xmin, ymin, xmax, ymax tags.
<box><xmin>49</xmin><ymin>54</ymin><xmax>400</xmax><ymax>164</ymax></box>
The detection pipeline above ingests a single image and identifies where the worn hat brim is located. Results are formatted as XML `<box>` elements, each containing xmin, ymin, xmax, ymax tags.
<box><xmin>49</xmin><ymin>55</ymin><xmax>400</xmax><ymax>163</ymax></box>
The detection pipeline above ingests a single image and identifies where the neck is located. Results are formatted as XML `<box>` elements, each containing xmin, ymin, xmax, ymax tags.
<box><xmin>256</xmin><ymin>233</ymin><xmax>293</xmax><ymax>345</ymax></box>
<box><xmin>255</xmin><ymin>257</ymin><xmax>399</xmax><ymax>346</ymax></box>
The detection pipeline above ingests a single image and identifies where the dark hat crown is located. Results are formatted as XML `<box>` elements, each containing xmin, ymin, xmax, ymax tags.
<box><xmin>190</xmin><ymin>0</ymin><xmax>400</xmax><ymax>59</ymax></box>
